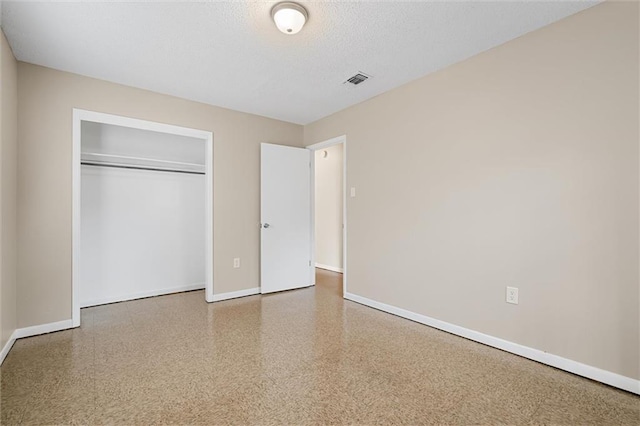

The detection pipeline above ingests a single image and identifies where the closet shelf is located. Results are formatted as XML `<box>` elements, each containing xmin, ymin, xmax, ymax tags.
<box><xmin>81</xmin><ymin>152</ymin><xmax>205</xmax><ymax>175</ymax></box>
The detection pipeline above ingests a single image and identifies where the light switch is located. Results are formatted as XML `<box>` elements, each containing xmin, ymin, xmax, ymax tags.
<box><xmin>350</xmin><ymin>187</ymin><xmax>356</xmax><ymax>198</ymax></box>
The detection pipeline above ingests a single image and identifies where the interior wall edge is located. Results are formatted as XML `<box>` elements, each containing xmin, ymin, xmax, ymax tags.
<box><xmin>0</xmin><ymin>27</ymin><xmax>18</xmax><ymax>356</ymax></box>
<box><xmin>0</xmin><ymin>329</ymin><xmax>15</xmax><ymax>366</ymax></box>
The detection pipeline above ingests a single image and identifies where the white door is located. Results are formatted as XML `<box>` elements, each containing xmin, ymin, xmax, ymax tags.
<box><xmin>261</xmin><ymin>143</ymin><xmax>312</xmax><ymax>294</ymax></box>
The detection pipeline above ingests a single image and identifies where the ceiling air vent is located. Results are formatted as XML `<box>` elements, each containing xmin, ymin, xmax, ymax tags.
<box><xmin>344</xmin><ymin>72</ymin><xmax>370</xmax><ymax>86</ymax></box>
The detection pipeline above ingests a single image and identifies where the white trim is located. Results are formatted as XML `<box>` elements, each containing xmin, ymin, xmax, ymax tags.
<box><xmin>72</xmin><ymin>109</ymin><xmax>215</xmax><ymax>324</ymax></box>
<box><xmin>0</xmin><ymin>331</ymin><xmax>17</xmax><ymax>365</ymax></box>
<box><xmin>309</xmin><ymin>150</ymin><xmax>317</xmax><ymax>286</ymax></box>
<box><xmin>80</xmin><ymin>283</ymin><xmax>205</xmax><ymax>308</ymax></box>
<box><xmin>204</xmin><ymin>130</ymin><xmax>214</xmax><ymax>303</ymax></box>
<box><xmin>306</xmin><ymin>136</ymin><xmax>346</xmax><ymax>151</ymax></box>
<box><xmin>306</xmin><ymin>135</ymin><xmax>347</xmax><ymax>295</ymax></box>
<box><xmin>344</xmin><ymin>292</ymin><xmax>640</xmax><ymax>395</ymax></box>
<box><xmin>342</xmin><ymin>138</ymin><xmax>347</xmax><ymax>295</ymax></box>
<box><xmin>2</xmin><ymin>320</ymin><xmax>75</xmax><ymax>364</ymax></box>
<box><xmin>211</xmin><ymin>287</ymin><xmax>260</xmax><ymax>302</ymax></box>
<box><xmin>315</xmin><ymin>263</ymin><xmax>343</xmax><ymax>273</ymax></box>
<box><xmin>72</xmin><ymin>109</ymin><xmax>81</xmax><ymax>327</ymax></box>
<box><xmin>14</xmin><ymin>320</ymin><xmax>75</xmax><ymax>339</ymax></box>
<box><xmin>72</xmin><ymin>110</ymin><xmax>211</xmax><ymax>140</ymax></box>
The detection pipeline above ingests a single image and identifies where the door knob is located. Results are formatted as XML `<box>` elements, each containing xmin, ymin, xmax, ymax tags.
<box><xmin>263</xmin><ymin>223</ymin><xmax>270</xmax><ymax>229</ymax></box>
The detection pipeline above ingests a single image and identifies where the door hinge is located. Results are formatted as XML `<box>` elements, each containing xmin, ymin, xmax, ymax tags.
<box><xmin>309</xmin><ymin>260</ymin><xmax>311</xmax><ymax>266</ymax></box>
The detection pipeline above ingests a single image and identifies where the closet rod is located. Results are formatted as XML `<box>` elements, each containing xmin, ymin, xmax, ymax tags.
<box><xmin>81</xmin><ymin>161</ymin><xmax>205</xmax><ymax>175</ymax></box>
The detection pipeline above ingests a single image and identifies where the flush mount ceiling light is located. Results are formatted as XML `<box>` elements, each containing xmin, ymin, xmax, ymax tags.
<box><xmin>271</xmin><ymin>2</ymin><xmax>308</xmax><ymax>35</ymax></box>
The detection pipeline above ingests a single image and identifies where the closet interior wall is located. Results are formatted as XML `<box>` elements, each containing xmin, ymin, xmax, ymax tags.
<box><xmin>80</xmin><ymin>121</ymin><xmax>206</xmax><ymax>307</ymax></box>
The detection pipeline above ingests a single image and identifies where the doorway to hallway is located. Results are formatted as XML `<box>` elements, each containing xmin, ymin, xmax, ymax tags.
<box><xmin>307</xmin><ymin>135</ymin><xmax>347</xmax><ymax>295</ymax></box>
<box><xmin>315</xmin><ymin>268</ymin><xmax>343</xmax><ymax>298</ymax></box>
<box><xmin>313</xmin><ymin>143</ymin><xmax>344</xmax><ymax>275</ymax></box>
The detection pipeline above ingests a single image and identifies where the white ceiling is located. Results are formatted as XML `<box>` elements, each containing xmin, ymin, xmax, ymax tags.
<box><xmin>1</xmin><ymin>1</ymin><xmax>598</xmax><ymax>125</ymax></box>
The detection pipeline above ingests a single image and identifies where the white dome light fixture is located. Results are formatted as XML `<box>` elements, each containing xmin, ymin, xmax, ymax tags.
<box><xmin>271</xmin><ymin>2</ymin><xmax>308</xmax><ymax>35</ymax></box>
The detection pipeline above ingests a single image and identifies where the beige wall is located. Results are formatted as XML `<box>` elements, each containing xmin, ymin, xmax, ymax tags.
<box><xmin>305</xmin><ymin>1</ymin><xmax>640</xmax><ymax>380</ymax></box>
<box><xmin>17</xmin><ymin>63</ymin><xmax>303</xmax><ymax>328</ymax></box>
<box><xmin>1</xmin><ymin>29</ymin><xmax>18</xmax><ymax>350</ymax></box>
<box><xmin>314</xmin><ymin>144</ymin><xmax>343</xmax><ymax>270</ymax></box>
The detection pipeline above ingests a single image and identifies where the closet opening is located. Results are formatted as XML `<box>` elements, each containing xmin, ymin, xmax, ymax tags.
<box><xmin>72</xmin><ymin>110</ymin><xmax>213</xmax><ymax>327</ymax></box>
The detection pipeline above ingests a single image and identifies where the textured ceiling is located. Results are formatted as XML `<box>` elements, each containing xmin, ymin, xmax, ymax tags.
<box><xmin>1</xmin><ymin>1</ymin><xmax>598</xmax><ymax>125</ymax></box>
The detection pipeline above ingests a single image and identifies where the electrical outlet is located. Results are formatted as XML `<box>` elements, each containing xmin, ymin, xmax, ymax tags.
<box><xmin>506</xmin><ymin>287</ymin><xmax>519</xmax><ymax>305</ymax></box>
<box><xmin>233</xmin><ymin>258</ymin><xmax>240</xmax><ymax>268</ymax></box>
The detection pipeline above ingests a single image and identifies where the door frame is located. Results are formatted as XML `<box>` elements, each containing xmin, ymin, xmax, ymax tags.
<box><xmin>306</xmin><ymin>135</ymin><xmax>347</xmax><ymax>296</ymax></box>
<box><xmin>71</xmin><ymin>109</ymin><xmax>214</xmax><ymax>327</ymax></box>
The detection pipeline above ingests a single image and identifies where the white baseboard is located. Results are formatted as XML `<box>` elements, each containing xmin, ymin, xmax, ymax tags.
<box><xmin>315</xmin><ymin>263</ymin><xmax>343</xmax><ymax>273</ymax></box>
<box><xmin>14</xmin><ymin>319</ymin><xmax>75</xmax><ymax>339</ymax></box>
<box><xmin>1</xmin><ymin>319</ymin><xmax>76</xmax><ymax>364</ymax></box>
<box><xmin>81</xmin><ymin>283</ymin><xmax>205</xmax><ymax>308</ymax></box>
<box><xmin>344</xmin><ymin>292</ymin><xmax>640</xmax><ymax>395</ymax></box>
<box><xmin>0</xmin><ymin>331</ymin><xmax>17</xmax><ymax>365</ymax></box>
<box><xmin>211</xmin><ymin>287</ymin><xmax>260</xmax><ymax>302</ymax></box>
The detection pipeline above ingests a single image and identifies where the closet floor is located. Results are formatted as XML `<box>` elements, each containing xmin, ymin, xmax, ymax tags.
<box><xmin>1</xmin><ymin>269</ymin><xmax>638</xmax><ymax>425</ymax></box>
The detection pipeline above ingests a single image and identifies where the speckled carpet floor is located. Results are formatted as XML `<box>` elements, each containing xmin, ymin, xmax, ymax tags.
<box><xmin>1</xmin><ymin>269</ymin><xmax>638</xmax><ymax>425</ymax></box>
